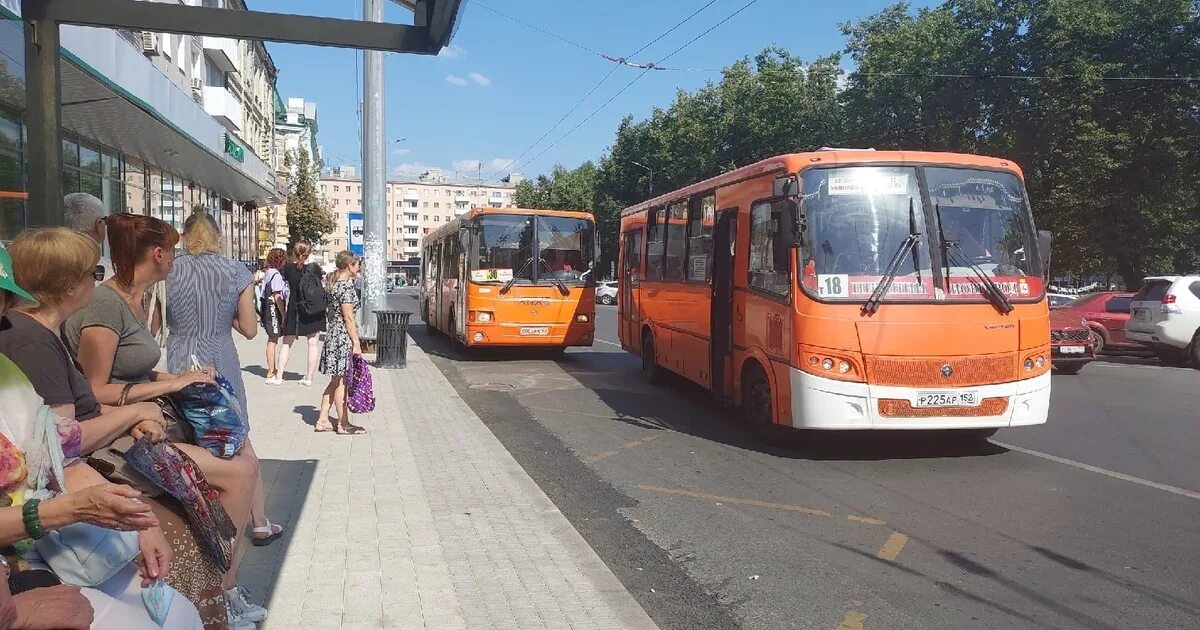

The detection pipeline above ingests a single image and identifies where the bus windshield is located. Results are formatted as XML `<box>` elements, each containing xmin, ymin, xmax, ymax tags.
<box><xmin>469</xmin><ymin>214</ymin><xmax>595</xmax><ymax>285</ymax></box>
<box><xmin>799</xmin><ymin>165</ymin><xmax>1043</xmax><ymax>302</ymax></box>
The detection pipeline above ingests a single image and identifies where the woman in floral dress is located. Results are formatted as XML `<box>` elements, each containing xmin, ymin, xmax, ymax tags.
<box><xmin>315</xmin><ymin>251</ymin><xmax>365</xmax><ymax>434</ymax></box>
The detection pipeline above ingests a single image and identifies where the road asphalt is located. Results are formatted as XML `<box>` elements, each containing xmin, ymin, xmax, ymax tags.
<box><xmin>386</xmin><ymin>287</ymin><xmax>1199</xmax><ymax>630</ymax></box>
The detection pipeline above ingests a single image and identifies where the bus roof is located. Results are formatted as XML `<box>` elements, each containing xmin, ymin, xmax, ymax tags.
<box><xmin>620</xmin><ymin>150</ymin><xmax>1025</xmax><ymax>218</ymax></box>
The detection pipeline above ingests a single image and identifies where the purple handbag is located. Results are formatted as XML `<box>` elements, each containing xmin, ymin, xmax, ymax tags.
<box><xmin>346</xmin><ymin>354</ymin><xmax>376</xmax><ymax>414</ymax></box>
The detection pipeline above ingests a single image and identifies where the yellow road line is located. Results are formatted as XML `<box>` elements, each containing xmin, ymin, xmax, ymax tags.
<box><xmin>877</xmin><ymin>531</ymin><xmax>909</xmax><ymax>562</ymax></box>
<box><xmin>639</xmin><ymin>485</ymin><xmax>833</xmax><ymax>517</ymax></box>
<box><xmin>582</xmin><ymin>450</ymin><xmax>620</xmax><ymax>464</ymax></box>
<box><xmin>836</xmin><ymin>610</ymin><xmax>867</xmax><ymax>630</ymax></box>
<box><xmin>847</xmin><ymin>515</ymin><xmax>887</xmax><ymax>526</ymax></box>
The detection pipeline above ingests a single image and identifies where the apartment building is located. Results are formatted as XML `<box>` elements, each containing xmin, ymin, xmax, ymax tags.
<box><xmin>258</xmin><ymin>95</ymin><xmax>320</xmax><ymax>257</ymax></box>
<box><xmin>318</xmin><ymin>168</ymin><xmax>519</xmax><ymax>263</ymax></box>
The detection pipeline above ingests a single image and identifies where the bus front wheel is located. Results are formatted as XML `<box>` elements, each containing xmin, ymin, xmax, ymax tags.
<box><xmin>641</xmin><ymin>331</ymin><xmax>666</xmax><ymax>385</ymax></box>
<box><xmin>741</xmin><ymin>363</ymin><xmax>773</xmax><ymax>426</ymax></box>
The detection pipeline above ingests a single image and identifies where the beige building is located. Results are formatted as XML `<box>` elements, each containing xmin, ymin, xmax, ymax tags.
<box><xmin>318</xmin><ymin>168</ymin><xmax>519</xmax><ymax>263</ymax></box>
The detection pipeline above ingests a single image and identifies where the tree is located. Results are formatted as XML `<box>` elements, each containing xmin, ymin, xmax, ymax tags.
<box><xmin>284</xmin><ymin>147</ymin><xmax>335</xmax><ymax>248</ymax></box>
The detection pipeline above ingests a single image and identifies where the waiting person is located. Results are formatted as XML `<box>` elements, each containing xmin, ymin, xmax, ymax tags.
<box><xmin>63</xmin><ymin>213</ymin><xmax>268</xmax><ymax>628</ymax></box>
<box><xmin>252</xmin><ymin>262</ymin><xmax>265</xmax><ymax>318</ymax></box>
<box><xmin>275</xmin><ymin>241</ymin><xmax>326</xmax><ymax>387</ymax></box>
<box><xmin>167</xmin><ymin>207</ymin><xmax>283</xmax><ymax>548</ymax></box>
<box><xmin>0</xmin><ymin>229</ymin><xmax>234</xmax><ymax>628</ymax></box>
<box><xmin>260</xmin><ymin>249</ymin><xmax>288</xmax><ymax>385</ymax></box>
<box><xmin>314</xmin><ymin>251</ymin><xmax>365</xmax><ymax>434</ymax></box>
<box><xmin>63</xmin><ymin>192</ymin><xmax>113</xmax><ymax>283</ymax></box>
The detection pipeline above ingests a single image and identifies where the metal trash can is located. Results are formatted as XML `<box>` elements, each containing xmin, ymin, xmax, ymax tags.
<box><xmin>375</xmin><ymin>310</ymin><xmax>413</xmax><ymax>368</ymax></box>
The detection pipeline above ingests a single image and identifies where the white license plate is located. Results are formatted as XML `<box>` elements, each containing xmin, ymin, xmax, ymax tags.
<box><xmin>1059</xmin><ymin>345</ymin><xmax>1087</xmax><ymax>354</ymax></box>
<box><xmin>915</xmin><ymin>391</ymin><xmax>980</xmax><ymax>408</ymax></box>
<box><xmin>519</xmin><ymin>326</ymin><xmax>550</xmax><ymax>336</ymax></box>
<box><xmin>1133</xmin><ymin>308</ymin><xmax>1149</xmax><ymax>320</ymax></box>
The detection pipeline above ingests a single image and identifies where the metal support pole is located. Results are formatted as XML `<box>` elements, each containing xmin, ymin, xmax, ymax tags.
<box><xmin>23</xmin><ymin>0</ymin><xmax>64</xmax><ymax>227</ymax></box>
<box><xmin>359</xmin><ymin>0</ymin><xmax>386</xmax><ymax>340</ymax></box>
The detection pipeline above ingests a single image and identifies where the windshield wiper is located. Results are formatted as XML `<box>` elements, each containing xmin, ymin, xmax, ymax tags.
<box><xmin>935</xmin><ymin>203</ymin><xmax>1012</xmax><ymax>313</ymax></box>
<box><xmin>537</xmin><ymin>258</ymin><xmax>570</xmax><ymax>296</ymax></box>
<box><xmin>862</xmin><ymin>198</ymin><xmax>922</xmax><ymax>315</ymax></box>
<box><xmin>499</xmin><ymin>257</ymin><xmax>534</xmax><ymax>294</ymax></box>
<box><xmin>946</xmin><ymin>243</ymin><xmax>1014</xmax><ymax>314</ymax></box>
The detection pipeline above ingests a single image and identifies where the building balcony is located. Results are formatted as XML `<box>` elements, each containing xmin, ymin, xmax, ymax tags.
<box><xmin>203</xmin><ymin>85</ymin><xmax>243</xmax><ymax>133</ymax></box>
<box><xmin>202</xmin><ymin>37</ymin><xmax>239</xmax><ymax>73</ymax></box>
<box><xmin>454</xmin><ymin>195</ymin><xmax>469</xmax><ymax>204</ymax></box>
<box><xmin>404</xmin><ymin>244</ymin><xmax>420</xmax><ymax>255</ymax></box>
<box><xmin>403</xmin><ymin>213</ymin><xmax>419</xmax><ymax>226</ymax></box>
<box><xmin>403</xmin><ymin>189</ymin><xmax>419</xmax><ymax>201</ymax></box>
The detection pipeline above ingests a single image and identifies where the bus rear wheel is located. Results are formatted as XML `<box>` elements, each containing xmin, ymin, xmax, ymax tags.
<box><xmin>741</xmin><ymin>364</ymin><xmax>773</xmax><ymax>426</ymax></box>
<box><xmin>641</xmin><ymin>330</ymin><xmax>666</xmax><ymax>385</ymax></box>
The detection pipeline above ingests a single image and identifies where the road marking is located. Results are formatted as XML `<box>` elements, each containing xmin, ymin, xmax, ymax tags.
<box><xmin>847</xmin><ymin>515</ymin><xmax>887</xmax><ymax>525</ymax></box>
<box><xmin>639</xmin><ymin>485</ymin><xmax>834</xmax><ymax>517</ymax></box>
<box><xmin>992</xmin><ymin>440</ymin><xmax>1200</xmax><ymax>501</ymax></box>
<box><xmin>876</xmin><ymin>532</ymin><xmax>909</xmax><ymax>562</ymax></box>
<box><xmin>583</xmin><ymin>434</ymin><xmax>666</xmax><ymax>463</ymax></box>
<box><xmin>593</xmin><ymin>338</ymin><xmax>622</xmax><ymax>347</ymax></box>
<box><xmin>836</xmin><ymin>610</ymin><xmax>867</xmax><ymax>630</ymax></box>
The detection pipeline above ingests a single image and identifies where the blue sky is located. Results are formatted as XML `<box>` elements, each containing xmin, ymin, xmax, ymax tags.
<box><xmin>256</xmin><ymin>0</ymin><xmax>935</xmax><ymax>182</ymax></box>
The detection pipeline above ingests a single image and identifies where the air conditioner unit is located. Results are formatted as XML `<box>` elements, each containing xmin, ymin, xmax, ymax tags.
<box><xmin>191</xmin><ymin>78</ymin><xmax>203</xmax><ymax>91</ymax></box>
<box><xmin>140</xmin><ymin>32</ymin><xmax>160</xmax><ymax>56</ymax></box>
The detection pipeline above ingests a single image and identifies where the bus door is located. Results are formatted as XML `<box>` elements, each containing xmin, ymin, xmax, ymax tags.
<box><xmin>710</xmin><ymin>209</ymin><xmax>737</xmax><ymax>401</ymax></box>
<box><xmin>620</xmin><ymin>229</ymin><xmax>643</xmax><ymax>349</ymax></box>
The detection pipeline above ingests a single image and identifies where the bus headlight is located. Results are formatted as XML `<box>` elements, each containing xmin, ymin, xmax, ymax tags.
<box><xmin>799</xmin><ymin>347</ymin><xmax>864</xmax><ymax>383</ymax></box>
<box><xmin>576</xmin><ymin>314</ymin><xmax>590</xmax><ymax>323</ymax></box>
<box><xmin>471</xmin><ymin>311</ymin><xmax>494</xmax><ymax>323</ymax></box>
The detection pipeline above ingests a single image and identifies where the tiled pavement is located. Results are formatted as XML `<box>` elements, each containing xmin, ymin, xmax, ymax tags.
<box><xmin>232</xmin><ymin>334</ymin><xmax>657</xmax><ymax>630</ymax></box>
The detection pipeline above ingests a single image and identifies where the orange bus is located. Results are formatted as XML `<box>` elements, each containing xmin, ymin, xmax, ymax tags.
<box><xmin>618</xmin><ymin>150</ymin><xmax>1052</xmax><ymax>437</ymax></box>
<box><xmin>421</xmin><ymin>207</ymin><xmax>597</xmax><ymax>350</ymax></box>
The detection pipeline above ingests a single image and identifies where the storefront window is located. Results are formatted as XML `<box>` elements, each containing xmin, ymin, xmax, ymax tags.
<box><xmin>0</xmin><ymin>108</ymin><xmax>23</xmax><ymax>241</ymax></box>
<box><xmin>123</xmin><ymin>157</ymin><xmax>147</xmax><ymax>215</ymax></box>
<box><xmin>61</xmin><ymin>135</ymin><xmax>79</xmax><ymax>193</ymax></box>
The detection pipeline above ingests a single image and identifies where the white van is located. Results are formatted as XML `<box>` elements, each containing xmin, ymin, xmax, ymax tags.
<box><xmin>1125</xmin><ymin>275</ymin><xmax>1200</xmax><ymax>366</ymax></box>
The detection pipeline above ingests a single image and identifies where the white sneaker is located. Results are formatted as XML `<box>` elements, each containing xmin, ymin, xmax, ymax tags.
<box><xmin>298</xmin><ymin>378</ymin><xmax>312</xmax><ymax>387</ymax></box>
<box><xmin>226</xmin><ymin>585</ymin><xmax>268</xmax><ymax>623</ymax></box>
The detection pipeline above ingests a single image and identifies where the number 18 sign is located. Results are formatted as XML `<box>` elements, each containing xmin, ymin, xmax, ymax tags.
<box><xmin>817</xmin><ymin>274</ymin><xmax>849</xmax><ymax>298</ymax></box>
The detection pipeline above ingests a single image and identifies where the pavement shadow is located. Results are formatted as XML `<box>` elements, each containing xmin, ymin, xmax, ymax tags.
<box><xmin>293</xmin><ymin>405</ymin><xmax>319</xmax><ymax>427</ymax></box>
<box><xmin>238</xmin><ymin>457</ymin><xmax>317</xmax><ymax>610</ymax></box>
<box><xmin>243</xmin><ymin>364</ymin><xmax>269</xmax><ymax>378</ymax></box>
<box><xmin>409</xmin><ymin>321</ymin><xmax>577</xmax><ymax>363</ymax></box>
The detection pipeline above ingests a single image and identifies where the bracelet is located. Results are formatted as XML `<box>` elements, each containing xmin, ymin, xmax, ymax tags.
<box><xmin>21</xmin><ymin>499</ymin><xmax>45</xmax><ymax>540</ymax></box>
<box><xmin>117</xmin><ymin>382</ymin><xmax>135</xmax><ymax>406</ymax></box>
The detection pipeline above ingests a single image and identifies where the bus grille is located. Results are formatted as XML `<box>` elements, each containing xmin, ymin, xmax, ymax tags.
<box><xmin>1051</xmin><ymin>329</ymin><xmax>1091</xmax><ymax>342</ymax></box>
<box><xmin>864</xmin><ymin>354</ymin><xmax>1016</xmax><ymax>387</ymax></box>
<box><xmin>878</xmin><ymin>397</ymin><xmax>1009</xmax><ymax>418</ymax></box>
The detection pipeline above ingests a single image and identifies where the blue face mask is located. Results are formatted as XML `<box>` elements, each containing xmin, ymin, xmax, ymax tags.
<box><xmin>142</xmin><ymin>579</ymin><xmax>174</xmax><ymax>627</ymax></box>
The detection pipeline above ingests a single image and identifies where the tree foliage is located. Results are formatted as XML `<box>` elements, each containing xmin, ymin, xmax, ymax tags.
<box><xmin>284</xmin><ymin>147</ymin><xmax>335</xmax><ymax>248</ymax></box>
<box><xmin>538</xmin><ymin>0</ymin><xmax>1200</xmax><ymax>286</ymax></box>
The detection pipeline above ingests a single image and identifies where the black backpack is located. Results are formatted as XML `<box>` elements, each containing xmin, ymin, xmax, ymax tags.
<box><xmin>297</xmin><ymin>264</ymin><xmax>328</xmax><ymax>318</ymax></box>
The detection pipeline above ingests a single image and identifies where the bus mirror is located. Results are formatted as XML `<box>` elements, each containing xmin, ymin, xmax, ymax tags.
<box><xmin>1037</xmin><ymin>230</ymin><xmax>1052</xmax><ymax>275</ymax></box>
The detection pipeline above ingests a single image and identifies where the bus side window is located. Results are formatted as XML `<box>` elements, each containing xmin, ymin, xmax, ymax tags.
<box><xmin>646</xmin><ymin>208</ymin><xmax>665</xmax><ymax>280</ymax></box>
<box><xmin>686</xmin><ymin>193</ymin><xmax>715</xmax><ymax>282</ymax></box>
<box><xmin>663</xmin><ymin>202</ymin><xmax>687</xmax><ymax>281</ymax></box>
<box><xmin>749</xmin><ymin>200</ymin><xmax>791</xmax><ymax>297</ymax></box>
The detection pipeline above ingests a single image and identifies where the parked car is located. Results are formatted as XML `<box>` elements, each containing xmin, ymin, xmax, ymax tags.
<box><xmin>596</xmin><ymin>281</ymin><xmax>618</xmax><ymax>305</ymax></box>
<box><xmin>1055</xmin><ymin>291</ymin><xmax>1138</xmax><ymax>354</ymax></box>
<box><xmin>1047</xmin><ymin>293</ymin><xmax>1076</xmax><ymax>308</ymax></box>
<box><xmin>1050</xmin><ymin>309</ymin><xmax>1095</xmax><ymax>375</ymax></box>
<box><xmin>1125</xmin><ymin>275</ymin><xmax>1200</xmax><ymax>366</ymax></box>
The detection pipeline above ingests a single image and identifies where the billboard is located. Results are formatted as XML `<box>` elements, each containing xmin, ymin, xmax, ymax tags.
<box><xmin>348</xmin><ymin>212</ymin><xmax>364</xmax><ymax>256</ymax></box>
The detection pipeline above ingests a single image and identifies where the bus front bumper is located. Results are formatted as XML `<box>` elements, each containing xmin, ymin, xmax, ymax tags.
<box><xmin>463</xmin><ymin>323</ymin><xmax>595</xmax><ymax>347</ymax></box>
<box><xmin>787</xmin><ymin>369</ymin><xmax>1051</xmax><ymax>430</ymax></box>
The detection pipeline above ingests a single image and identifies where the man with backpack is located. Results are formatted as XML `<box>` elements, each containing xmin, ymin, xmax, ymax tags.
<box><xmin>274</xmin><ymin>241</ymin><xmax>328</xmax><ymax>386</ymax></box>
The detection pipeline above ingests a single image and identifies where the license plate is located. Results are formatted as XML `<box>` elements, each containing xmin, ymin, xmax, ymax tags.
<box><xmin>915</xmin><ymin>391</ymin><xmax>979</xmax><ymax>408</ymax></box>
<box><xmin>1133</xmin><ymin>308</ymin><xmax>1148</xmax><ymax>320</ymax></box>
<box><xmin>1059</xmin><ymin>345</ymin><xmax>1087</xmax><ymax>354</ymax></box>
<box><xmin>519</xmin><ymin>326</ymin><xmax>549</xmax><ymax>336</ymax></box>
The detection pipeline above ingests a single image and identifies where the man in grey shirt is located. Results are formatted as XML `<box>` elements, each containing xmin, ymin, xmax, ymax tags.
<box><xmin>63</xmin><ymin>192</ymin><xmax>113</xmax><ymax>283</ymax></box>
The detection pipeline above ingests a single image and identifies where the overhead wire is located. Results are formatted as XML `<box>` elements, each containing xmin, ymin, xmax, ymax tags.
<box><xmin>483</xmin><ymin>0</ymin><xmax>725</xmax><ymax>183</ymax></box>
<box><xmin>490</xmin><ymin>0</ymin><xmax>762</xmax><ymax>184</ymax></box>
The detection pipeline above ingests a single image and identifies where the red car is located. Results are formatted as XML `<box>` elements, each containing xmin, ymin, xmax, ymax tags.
<box><xmin>1055</xmin><ymin>291</ymin><xmax>1137</xmax><ymax>353</ymax></box>
<box><xmin>1050</xmin><ymin>309</ymin><xmax>1096</xmax><ymax>374</ymax></box>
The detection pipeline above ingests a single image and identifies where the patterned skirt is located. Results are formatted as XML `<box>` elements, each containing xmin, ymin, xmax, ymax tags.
<box><xmin>146</xmin><ymin>497</ymin><xmax>229</xmax><ymax>630</ymax></box>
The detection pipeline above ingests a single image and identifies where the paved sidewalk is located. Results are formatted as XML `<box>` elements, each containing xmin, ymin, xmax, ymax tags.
<box><xmin>231</xmin><ymin>333</ymin><xmax>657</xmax><ymax>630</ymax></box>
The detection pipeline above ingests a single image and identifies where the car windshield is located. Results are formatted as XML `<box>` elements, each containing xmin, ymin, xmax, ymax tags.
<box><xmin>468</xmin><ymin>214</ymin><xmax>595</xmax><ymax>285</ymax></box>
<box><xmin>799</xmin><ymin>165</ymin><xmax>1044</xmax><ymax>303</ymax></box>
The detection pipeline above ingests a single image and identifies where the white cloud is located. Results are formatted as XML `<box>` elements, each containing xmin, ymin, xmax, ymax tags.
<box><xmin>489</xmin><ymin>158</ymin><xmax>516</xmax><ymax>172</ymax></box>
<box><xmin>439</xmin><ymin>45</ymin><xmax>466</xmax><ymax>60</ymax></box>
<box><xmin>452</xmin><ymin>159</ymin><xmax>482</xmax><ymax>173</ymax></box>
<box><xmin>444</xmin><ymin>74</ymin><xmax>468</xmax><ymax>86</ymax></box>
<box><xmin>391</xmin><ymin>162</ymin><xmax>443</xmax><ymax>178</ymax></box>
<box><xmin>390</xmin><ymin>147</ymin><xmax>412</xmax><ymax>156</ymax></box>
<box><xmin>468</xmin><ymin>72</ymin><xmax>491</xmax><ymax>86</ymax></box>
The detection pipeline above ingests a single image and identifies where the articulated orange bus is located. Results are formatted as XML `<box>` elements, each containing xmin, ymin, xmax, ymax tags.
<box><xmin>618</xmin><ymin>150</ymin><xmax>1052</xmax><ymax>437</ymax></box>
<box><xmin>421</xmin><ymin>207</ymin><xmax>597</xmax><ymax>350</ymax></box>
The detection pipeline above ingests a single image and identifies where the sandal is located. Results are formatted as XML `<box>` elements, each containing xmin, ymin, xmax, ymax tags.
<box><xmin>314</xmin><ymin>421</ymin><xmax>335</xmax><ymax>433</ymax></box>
<box><xmin>338</xmin><ymin>423</ymin><xmax>367</xmax><ymax>435</ymax></box>
<box><xmin>250</xmin><ymin>520</ymin><xmax>284</xmax><ymax>546</ymax></box>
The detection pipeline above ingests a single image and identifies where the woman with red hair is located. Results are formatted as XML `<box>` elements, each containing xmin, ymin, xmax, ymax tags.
<box><xmin>65</xmin><ymin>213</ymin><xmax>269</xmax><ymax>628</ymax></box>
<box><xmin>260</xmin><ymin>248</ymin><xmax>288</xmax><ymax>384</ymax></box>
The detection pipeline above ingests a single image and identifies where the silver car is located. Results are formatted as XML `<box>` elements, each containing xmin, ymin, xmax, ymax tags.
<box><xmin>595</xmin><ymin>281</ymin><xmax>618</xmax><ymax>305</ymax></box>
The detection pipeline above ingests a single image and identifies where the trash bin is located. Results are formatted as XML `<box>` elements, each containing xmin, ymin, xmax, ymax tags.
<box><xmin>375</xmin><ymin>310</ymin><xmax>412</xmax><ymax>368</ymax></box>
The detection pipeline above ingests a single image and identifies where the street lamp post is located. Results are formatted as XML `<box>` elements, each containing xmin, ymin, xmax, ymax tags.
<box><xmin>630</xmin><ymin>160</ymin><xmax>653</xmax><ymax>199</ymax></box>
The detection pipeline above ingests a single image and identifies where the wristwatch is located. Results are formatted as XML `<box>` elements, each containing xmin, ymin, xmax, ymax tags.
<box><xmin>0</xmin><ymin>555</ymin><xmax>9</xmax><ymax>577</ymax></box>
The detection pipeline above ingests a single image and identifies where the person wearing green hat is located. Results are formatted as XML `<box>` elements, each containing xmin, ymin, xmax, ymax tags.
<box><xmin>0</xmin><ymin>241</ymin><xmax>36</xmax><ymax>309</ymax></box>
